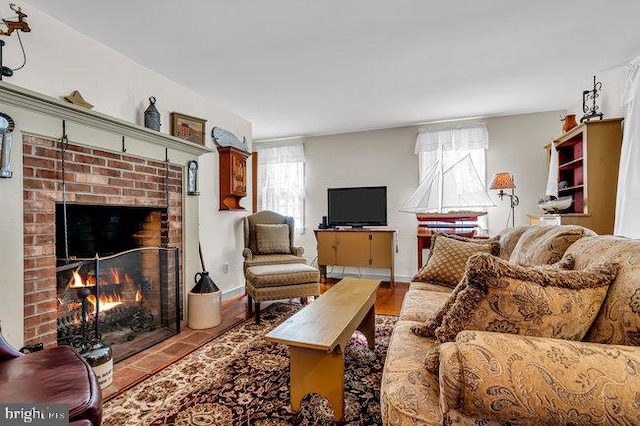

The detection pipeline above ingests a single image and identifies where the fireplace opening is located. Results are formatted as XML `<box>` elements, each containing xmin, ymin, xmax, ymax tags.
<box><xmin>55</xmin><ymin>204</ymin><xmax>167</xmax><ymax>258</ymax></box>
<box><xmin>55</xmin><ymin>204</ymin><xmax>179</xmax><ymax>362</ymax></box>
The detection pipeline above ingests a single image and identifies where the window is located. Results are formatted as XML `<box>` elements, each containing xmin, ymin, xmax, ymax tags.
<box><xmin>401</xmin><ymin>122</ymin><xmax>491</xmax><ymax>216</ymax></box>
<box><xmin>416</xmin><ymin>122</ymin><xmax>488</xmax><ymax>184</ymax></box>
<box><xmin>255</xmin><ymin>142</ymin><xmax>305</xmax><ymax>233</ymax></box>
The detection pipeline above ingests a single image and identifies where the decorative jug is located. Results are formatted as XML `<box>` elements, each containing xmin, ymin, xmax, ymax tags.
<box><xmin>192</xmin><ymin>271</ymin><xmax>219</xmax><ymax>294</ymax></box>
<box><xmin>562</xmin><ymin>114</ymin><xmax>578</xmax><ymax>133</ymax></box>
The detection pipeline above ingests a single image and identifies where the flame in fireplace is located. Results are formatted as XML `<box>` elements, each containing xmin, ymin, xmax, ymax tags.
<box><xmin>70</xmin><ymin>271</ymin><xmax>94</xmax><ymax>288</ymax></box>
<box><xmin>109</xmin><ymin>269</ymin><xmax>134</xmax><ymax>285</ymax></box>
<box><xmin>136</xmin><ymin>290</ymin><xmax>142</xmax><ymax>302</ymax></box>
<box><xmin>86</xmin><ymin>294</ymin><xmax>123</xmax><ymax>313</ymax></box>
<box><xmin>66</xmin><ymin>268</ymin><xmax>133</xmax><ymax>313</ymax></box>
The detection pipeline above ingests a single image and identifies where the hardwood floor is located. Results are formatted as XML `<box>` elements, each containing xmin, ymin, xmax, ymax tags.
<box><xmin>103</xmin><ymin>279</ymin><xmax>408</xmax><ymax>401</ymax></box>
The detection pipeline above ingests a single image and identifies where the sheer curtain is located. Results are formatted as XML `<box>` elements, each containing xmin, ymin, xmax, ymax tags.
<box><xmin>614</xmin><ymin>56</ymin><xmax>640</xmax><ymax>237</ymax></box>
<box><xmin>255</xmin><ymin>142</ymin><xmax>306</xmax><ymax>233</ymax></box>
<box><xmin>416</xmin><ymin>122</ymin><xmax>488</xmax><ymax>186</ymax></box>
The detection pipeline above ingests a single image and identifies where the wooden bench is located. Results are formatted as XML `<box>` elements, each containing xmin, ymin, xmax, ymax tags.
<box><xmin>265</xmin><ymin>278</ymin><xmax>380</xmax><ymax>421</ymax></box>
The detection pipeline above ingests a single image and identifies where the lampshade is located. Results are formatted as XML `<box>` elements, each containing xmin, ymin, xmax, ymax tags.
<box><xmin>489</xmin><ymin>173</ymin><xmax>516</xmax><ymax>190</ymax></box>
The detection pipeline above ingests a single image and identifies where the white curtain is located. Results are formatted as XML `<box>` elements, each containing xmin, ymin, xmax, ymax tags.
<box><xmin>614</xmin><ymin>56</ymin><xmax>640</xmax><ymax>237</ymax></box>
<box><xmin>255</xmin><ymin>142</ymin><xmax>305</xmax><ymax>233</ymax></box>
<box><xmin>416</xmin><ymin>122</ymin><xmax>488</xmax><ymax>185</ymax></box>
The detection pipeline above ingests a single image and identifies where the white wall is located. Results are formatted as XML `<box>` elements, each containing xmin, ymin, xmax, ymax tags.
<box><xmin>0</xmin><ymin>3</ymin><xmax>251</xmax><ymax>345</ymax></box>
<box><xmin>287</xmin><ymin>111</ymin><xmax>563</xmax><ymax>282</ymax></box>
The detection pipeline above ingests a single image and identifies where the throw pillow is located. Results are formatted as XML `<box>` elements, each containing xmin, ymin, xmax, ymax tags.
<box><xmin>411</xmin><ymin>253</ymin><xmax>576</xmax><ymax>340</ymax></box>
<box><xmin>435</xmin><ymin>253</ymin><xmax>619</xmax><ymax>343</ymax></box>
<box><xmin>508</xmin><ymin>225</ymin><xmax>590</xmax><ymax>267</ymax></box>
<box><xmin>497</xmin><ymin>225</ymin><xmax>532</xmax><ymax>259</ymax></box>
<box><xmin>255</xmin><ymin>224</ymin><xmax>291</xmax><ymax>254</ymax></box>
<box><xmin>411</xmin><ymin>233</ymin><xmax>500</xmax><ymax>287</ymax></box>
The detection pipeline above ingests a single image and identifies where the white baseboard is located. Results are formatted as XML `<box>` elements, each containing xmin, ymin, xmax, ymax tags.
<box><xmin>222</xmin><ymin>286</ymin><xmax>246</xmax><ymax>301</ymax></box>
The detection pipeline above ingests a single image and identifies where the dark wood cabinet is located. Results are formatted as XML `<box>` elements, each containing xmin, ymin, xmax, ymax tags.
<box><xmin>217</xmin><ymin>146</ymin><xmax>250</xmax><ymax>210</ymax></box>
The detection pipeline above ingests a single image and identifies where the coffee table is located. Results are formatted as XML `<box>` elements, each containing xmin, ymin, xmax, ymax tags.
<box><xmin>264</xmin><ymin>278</ymin><xmax>380</xmax><ymax>421</ymax></box>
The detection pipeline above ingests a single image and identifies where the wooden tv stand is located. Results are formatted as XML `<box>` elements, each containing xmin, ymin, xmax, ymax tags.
<box><xmin>314</xmin><ymin>229</ymin><xmax>396</xmax><ymax>286</ymax></box>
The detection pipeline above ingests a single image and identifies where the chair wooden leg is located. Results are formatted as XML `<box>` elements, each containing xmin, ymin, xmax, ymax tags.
<box><xmin>247</xmin><ymin>295</ymin><xmax>253</xmax><ymax>313</ymax></box>
<box><xmin>255</xmin><ymin>302</ymin><xmax>261</xmax><ymax>324</ymax></box>
<box><xmin>301</xmin><ymin>297</ymin><xmax>308</xmax><ymax>305</ymax></box>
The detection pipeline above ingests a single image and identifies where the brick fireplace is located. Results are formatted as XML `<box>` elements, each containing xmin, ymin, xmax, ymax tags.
<box><xmin>22</xmin><ymin>134</ymin><xmax>183</xmax><ymax>348</ymax></box>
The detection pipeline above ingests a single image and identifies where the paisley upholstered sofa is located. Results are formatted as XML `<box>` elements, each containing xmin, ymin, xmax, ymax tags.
<box><xmin>381</xmin><ymin>225</ymin><xmax>640</xmax><ymax>425</ymax></box>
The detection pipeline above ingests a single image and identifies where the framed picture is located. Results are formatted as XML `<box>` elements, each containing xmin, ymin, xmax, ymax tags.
<box><xmin>170</xmin><ymin>112</ymin><xmax>207</xmax><ymax>145</ymax></box>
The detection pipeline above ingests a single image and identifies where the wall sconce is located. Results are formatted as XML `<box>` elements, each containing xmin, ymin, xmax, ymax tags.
<box><xmin>0</xmin><ymin>112</ymin><xmax>15</xmax><ymax>178</ymax></box>
<box><xmin>187</xmin><ymin>160</ymin><xmax>199</xmax><ymax>196</ymax></box>
<box><xmin>489</xmin><ymin>172</ymin><xmax>519</xmax><ymax>227</ymax></box>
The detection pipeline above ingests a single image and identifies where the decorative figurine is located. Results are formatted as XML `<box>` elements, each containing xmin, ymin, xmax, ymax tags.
<box><xmin>0</xmin><ymin>4</ymin><xmax>30</xmax><ymax>36</ymax></box>
<box><xmin>187</xmin><ymin>160</ymin><xmax>199</xmax><ymax>195</ymax></box>
<box><xmin>144</xmin><ymin>96</ymin><xmax>161</xmax><ymax>131</ymax></box>
<box><xmin>0</xmin><ymin>4</ymin><xmax>31</xmax><ymax>80</ymax></box>
<box><xmin>64</xmin><ymin>90</ymin><xmax>94</xmax><ymax>109</ymax></box>
<box><xmin>580</xmin><ymin>75</ymin><xmax>604</xmax><ymax>123</ymax></box>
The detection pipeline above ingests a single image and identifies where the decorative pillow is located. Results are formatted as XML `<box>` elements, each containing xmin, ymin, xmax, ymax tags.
<box><xmin>255</xmin><ymin>224</ymin><xmax>291</xmax><ymax>254</ymax></box>
<box><xmin>497</xmin><ymin>225</ymin><xmax>532</xmax><ymax>259</ymax></box>
<box><xmin>435</xmin><ymin>253</ymin><xmax>619</xmax><ymax>343</ymax></box>
<box><xmin>411</xmin><ymin>233</ymin><xmax>499</xmax><ymax>287</ymax></box>
<box><xmin>508</xmin><ymin>225</ymin><xmax>589</xmax><ymax>266</ymax></box>
<box><xmin>411</xmin><ymin>253</ymin><xmax>577</xmax><ymax>340</ymax></box>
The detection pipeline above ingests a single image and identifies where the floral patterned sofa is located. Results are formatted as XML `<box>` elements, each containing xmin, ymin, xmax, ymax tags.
<box><xmin>381</xmin><ymin>225</ymin><xmax>640</xmax><ymax>425</ymax></box>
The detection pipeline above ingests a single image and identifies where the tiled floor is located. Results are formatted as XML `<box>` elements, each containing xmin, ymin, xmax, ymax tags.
<box><xmin>102</xmin><ymin>279</ymin><xmax>408</xmax><ymax>401</ymax></box>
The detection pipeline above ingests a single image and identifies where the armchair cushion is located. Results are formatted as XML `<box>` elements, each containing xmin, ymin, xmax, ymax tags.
<box><xmin>439</xmin><ymin>330</ymin><xmax>640</xmax><ymax>424</ymax></box>
<box><xmin>435</xmin><ymin>253</ymin><xmax>618</xmax><ymax>343</ymax></box>
<box><xmin>411</xmin><ymin>233</ymin><xmax>499</xmax><ymax>288</ymax></box>
<box><xmin>255</xmin><ymin>223</ymin><xmax>291</xmax><ymax>254</ymax></box>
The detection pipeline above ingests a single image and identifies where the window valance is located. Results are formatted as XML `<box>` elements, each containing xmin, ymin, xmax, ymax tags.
<box><xmin>255</xmin><ymin>141</ymin><xmax>305</xmax><ymax>164</ymax></box>
<box><xmin>415</xmin><ymin>122</ymin><xmax>488</xmax><ymax>153</ymax></box>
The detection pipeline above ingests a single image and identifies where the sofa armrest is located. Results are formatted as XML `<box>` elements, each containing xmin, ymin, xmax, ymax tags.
<box><xmin>242</xmin><ymin>248</ymin><xmax>253</xmax><ymax>261</ymax></box>
<box><xmin>291</xmin><ymin>246</ymin><xmax>304</xmax><ymax>257</ymax></box>
<box><xmin>439</xmin><ymin>330</ymin><xmax>640</xmax><ymax>424</ymax></box>
<box><xmin>0</xmin><ymin>330</ymin><xmax>23</xmax><ymax>361</ymax></box>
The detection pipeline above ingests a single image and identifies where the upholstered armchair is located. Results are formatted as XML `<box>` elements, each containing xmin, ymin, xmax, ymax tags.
<box><xmin>242</xmin><ymin>211</ymin><xmax>319</xmax><ymax>323</ymax></box>
<box><xmin>0</xmin><ymin>327</ymin><xmax>103</xmax><ymax>425</ymax></box>
<box><xmin>242</xmin><ymin>210</ymin><xmax>307</xmax><ymax>269</ymax></box>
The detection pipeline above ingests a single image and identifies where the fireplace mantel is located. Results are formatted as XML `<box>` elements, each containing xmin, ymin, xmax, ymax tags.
<box><xmin>0</xmin><ymin>81</ymin><xmax>212</xmax><ymax>156</ymax></box>
<box><xmin>0</xmin><ymin>81</ymin><xmax>209</xmax><ymax>349</ymax></box>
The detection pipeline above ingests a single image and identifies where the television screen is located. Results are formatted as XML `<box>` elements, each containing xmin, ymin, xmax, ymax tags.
<box><xmin>327</xmin><ymin>186</ymin><xmax>387</xmax><ymax>227</ymax></box>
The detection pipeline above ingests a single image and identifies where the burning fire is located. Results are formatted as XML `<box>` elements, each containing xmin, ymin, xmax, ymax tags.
<box><xmin>86</xmin><ymin>294</ymin><xmax>123</xmax><ymax>313</ymax></box>
<box><xmin>66</xmin><ymin>269</ymin><xmax>136</xmax><ymax>313</ymax></box>
<box><xmin>70</xmin><ymin>271</ymin><xmax>94</xmax><ymax>288</ymax></box>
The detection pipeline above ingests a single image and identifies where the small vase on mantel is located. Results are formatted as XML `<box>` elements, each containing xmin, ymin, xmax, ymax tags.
<box><xmin>562</xmin><ymin>114</ymin><xmax>578</xmax><ymax>133</ymax></box>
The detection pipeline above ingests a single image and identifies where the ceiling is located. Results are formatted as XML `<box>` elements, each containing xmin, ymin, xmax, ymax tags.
<box><xmin>25</xmin><ymin>1</ymin><xmax>640</xmax><ymax>140</ymax></box>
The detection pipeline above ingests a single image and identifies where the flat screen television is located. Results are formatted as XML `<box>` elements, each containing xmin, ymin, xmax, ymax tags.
<box><xmin>327</xmin><ymin>186</ymin><xmax>387</xmax><ymax>228</ymax></box>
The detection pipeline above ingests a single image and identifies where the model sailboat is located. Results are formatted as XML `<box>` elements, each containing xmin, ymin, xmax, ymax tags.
<box><xmin>538</xmin><ymin>145</ymin><xmax>573</xmax><ymax>213</ymax></box>
<box><xmin>400</xmin><ymin>154</ymin><xmax>495</xmax><ymax>221</ymax></box>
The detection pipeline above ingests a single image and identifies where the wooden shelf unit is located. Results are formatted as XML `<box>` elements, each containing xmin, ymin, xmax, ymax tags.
<box><xmin>314</xmin><ymin>229</ymin><xmax>396</xmax><ymax>286</ymax></box>
<box><xmin>217</xmin><ymin>145</ymin><xmax>250</xmax><ymax>210</ymax></box>
<box><xmin>544</xmin><ymin>117</ymin><xmax>623</xmax><ymax>234</ymax></box>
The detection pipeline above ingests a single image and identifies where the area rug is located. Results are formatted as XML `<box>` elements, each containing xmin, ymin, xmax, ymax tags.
<box><xmin>103</xmin><ymin>302</ymin><xmax>397</xmax><ymax>425</ymax></box>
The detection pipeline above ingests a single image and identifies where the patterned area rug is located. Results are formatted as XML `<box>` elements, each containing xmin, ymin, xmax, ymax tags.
<box><xmin>103</xmin><ymin>303</ymin><xmax>397</xmax><ymax>425</ymax></box>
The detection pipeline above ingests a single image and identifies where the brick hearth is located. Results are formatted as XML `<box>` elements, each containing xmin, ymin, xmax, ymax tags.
<box><xmin>22</xmin><ymin>134</ymin><xmax>183</xmax><ymax>347</ymax></box>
